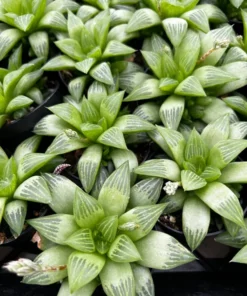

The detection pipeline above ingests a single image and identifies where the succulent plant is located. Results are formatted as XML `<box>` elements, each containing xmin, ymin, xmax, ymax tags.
<box><xmin>133</xmin><ymin>112</ymin><xmax>247</xmax><ymax>251</ymax></box>
<box><xmin>4</xmin><ymin>163</ymin><xmax>196</xmax><ymax>295</ymax></box>
<box><xmin>0</xmin><ymin>135</ymin><xmax>64</xmax><ymax>239</ymax></box>
<box><xmin>0</xmin><ymin>0</ymin><xmax>80</xmax><ymax>61</ymax></box>
<box><xmin>43</xmin><ymin>9</ymin><xmax>136</xmax><ymax>85</ymax></box>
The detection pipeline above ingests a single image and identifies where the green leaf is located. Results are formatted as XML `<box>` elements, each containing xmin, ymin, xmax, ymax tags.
<box><xmin>108</xmin><ymin>235</ymin><xmax>141</xmax><ymax>262</ymax></box>
<box><xmin>4</xmin><ymin>200</ymin><xmax>27</xmax><ymax>237</ymax></box>
<box><xmin>68</xmin><ymin>76</ymin><xmax>87</xmax><ymax>103</ymax></box>
<box><xmin>46</xmin><ymin>131</ymin><xmax>89</xmax><ymax>155</ymax></box>
<box><xmin>74</xmin><ymin>187</ymin><xmax>104</xmax><ymax>228</ymax></box>
<box><xmin>141</xmin><ymin>50</ymin><xmax>162</xmax><ymax>79</ymax></box>
<box><xmin>196</xmin><ymin>182</ymin><xmax>245</xmax><ymax>227</ymax></box>
<box><xmin>223</xmin><ymin>96</ymin><xmax>247</xmax><ymax>116</ymax></box>
<box><xmin>55</xmin><ymin>38</ymin><xmax>84</xmax><ymax>62</ymax></box>
<box><xmin>95</xmin><ymin>239</ymin><xmax>110</xmax><ymax>255</ymax></box>
<box><xmin>126</xmin><ymin>8</ymin><xmax>161</xmax><ymax>33</ymax></box>
<box><xmin>100</xmin><ymin>259</ymin><xmax>135</xmax><ymax>296</ymax></box>
<box><xmin>42</xmin><ymin>173</ymin><xmax>79</xmax><ymax>215</ymax></box>
<box><xmin>97</xmin><ymin>127</ymin><xmax>127</xmax><ymax>150</ymax></box>
<box><xmin>161</xmin><ymin>188</ymin><xmax>187</xmax><ymax>214</ymax></box>
<box><xmin>231</xmin><ymin>245</ymin><xmax>247</xmax><ymax>264</ymax></box>
<box><xmin>88</xmin><ymin>81</ymin><xmax>107</xmax><ymax>107</ymax></box>
<box><xmin>0</xmin><ymin>28</ymin><xmax>24</xmax><ymax>61</ymax></box>
<box><xmin>23</xmin><ymin>246</ymin><xmax>73</xmax><ymax>285</ymax></box>
<box><xmin>113</xmin><ymin>115</ymin><xmax>154</xmax><ymax>134</ymax></box>
<box><xmin>119</xmin><ymin>71</ymin><xmax>151</xmax><ymax>94</ymax></box>
<box><xmin>78</xmin><ymin>144</ymin><xmax>102</xmax><ymax>193</ymax></box>
<box><xmin>102</xmin><ymin>40</ymin><xmax>135</xmax><ymax>59</ymax></box>
<box><xmin>193</xmin><ymin>66</ymin><xmax>238</xmax><ymax>89</ymax></box>
<box><xmin>17</xmin><ymin>153</ymin><xmax>56</xmax><ymax>182</ymax></box>
<box><xmin>131</xmin><ymin>263</ymin><xmax>154</xmax><ymax>296</ymax></box>
<box><xmin>5</xmin><ymin>95</ymin><xmax>32</xmax><ymax>114</ymax></box>
<box><xmin>174</xmin><ymin>29</ymin><xmax>200</xmax><ymax>77</ymax></box>
<box><xmin>42</xmin><ymin>55</ymin><xmax>76</xmax><ymax>71</ymax></box>
<box><xmin>91</xmin><ymin>166</ymin><xmax>109</xmax><ymax>199</ymax></box>
<box><xmin>48</xmin><ymin>103</ymin><xmax>82</xmax><ymax>131</ymax></box>
<box><xmin>98</xmin><ymin>162</ymin><xmax>130</xmax><ymax>216</ymax></box>
<box><xmin>175</xmin><ymin>76</ymin><xmax>206</xmax><ymax>97</ymax></box>
<box><xmin>93</xmin><ymin>10</ymin><xmax>110</xmax><ymax>50</ymax></box>
<box><xmin>162</xmin><ymin>18</ymin><xmax>188</xmax><ymax>47</ymax></box>
<box><xmin>133</xmin><ymin>102</ymin><xmax>160</xmax><ymax>124</ymax></box>
<box><xmin>68</xmin><ymin>252</ymin><xmax>105</xmax><ymax>294</ymax></box>
<box><xmin>28</xmin><ymin>214</ymin><xmax>80</xmax><ymax>244</ymax></box>
<box><xmin>108</xmin><ymin>23</ymin><xmax>139</xmax><ymax>43</ymax></box>
<box><xmin>200</xmin><ymin>166</ymin><xmax>221</xmax><ymax>182</ymax></box>
<box><xmin>182</xmin><ymin>195</ymin><xmax>210</xmax><ymax>251</ymax></box>
<box><xmin>45</xmin><ymin>0</ymin><xmax>79</xmax><ymax>14</ymax></box>
<box><xmin>118</xmin><ymin>204</ymin><xmax>166</xmax><ymax>241</ymax></box>
<box><xmin>223</xmin><ymin>218</ymin><xmax>240</xmax><ymax>237</ymax></box>
<box><xmin>185</xmin><ymin>129</ymin><xmax>208</xmax><ymax>161</ymax></box>
<box><xmin>124</xmin><ymin>78</ymin><xmax>166</xmax><ymax>102</ymax></box>
<box><xmin>80</xmin><ymin>123</ymin><xmax>103</xmax><ymax>141</ymax></box>
<box><xmin>136</xmin><ymin>231</ymin><xmax>196</xmax><ymax>269</ymax></box>
<box><xmin>38</xmin><ymin>11</ymin><xmax>67</xmax><ymax>31</ymax></box>
<box><xmin>201</xmin><ymin>114</ymin><xmax>230</xmax><ymax>149</ymax></box>
<box><xmin>0</xmin><ymin>197</ymin><xmax>8</xmax><ymax>224</ymax></box>
<box><xmin>207</xmin><ymin>139</ymin><xmax>247</xmax><ymax>170</ymax></box>
<box><xmin>110</xmin><ymin>9</ymin><xmax>134</xmax><ymax>27</ymax></box>
<box><xmin>75</xmin><ymin>58</ymin><xmax>96</xmax><ymax>74</ymax></box>
<box><xmin>14</xmin><ymin>176</ymin><xmax>51</xmax><ymax>203</ymax></box>
<box><xmin>181</xmin><ymin>170</ymin><xmax>207</xmax><ymax>191</ymax></box>
<box><xmin>219</xmin><ymin>162</ymin><xmax>247</xmax><ymax>184</ymax></box>
<box><xmin>195</xmin><ymin>4</ymin><xmax>227</xmax><ymax>23</ymax></box>
<box><xmin>8</xmin><ymin>44</ymin><xmax>22</xmax><ymax>71</ymax></box>
<box><xmin>134</xmin><ymin>159</ymin><xmax>181</xmax><ymax>181</ymax></box>
<box><xmin>159</xmin><ymin>77</ymin><xmax>179</xmax><ymax>92</ymax></box>
<box><xmin>95</xmin><ymin>215</ymin><xmax>118</xmax><ymax>243</ymax></box>
<box><xmin>222</xmin><ymin>47</ymin><xmax>247</xmax><ymax>65</ymax></box>
<box><xmin>76</xmin><ymin>5</ymin><xmax>99</xmax><ymax>23</ymax></box>
<box><xmin>182</xmin><ymin>9</ymin><xmax>209</xmax><ymax>33</ymax></box>
<box><xmin>29</xmin><ymin>31</ymin><xmax>48</xmax><ymax>59</ymax></box>
<box><xmin>57</xmin><ymin>278</ymin><xmax>98</xmax><ymax>296</ymax></box>
<box><xmin>80</xmin><ymin>98</ymin><xmax>100</xmax><ymax>123</ymax></box>
<box><xmin>89</xmin><ymin>62</ymin><xmax>114</xmax><ymax>85</ymax></box>
<box><xmin>66</xmin><ymin>229</ymin><xmax>95</xmax><ymax>253</ymax></box>
<box><xmin>147</xmin><ymin>129</ymin><xmax>173</xmax><ymax>158</ymax></box>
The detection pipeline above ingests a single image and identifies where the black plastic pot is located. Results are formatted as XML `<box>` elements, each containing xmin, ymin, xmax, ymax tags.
<box><xmin>0</xmin><ymin>78</ymin><xmax>63</xmax><ymax>150</ymax></box>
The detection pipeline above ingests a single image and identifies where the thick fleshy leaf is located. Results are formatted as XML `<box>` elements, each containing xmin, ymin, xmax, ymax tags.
<box><xmin>95</xmin><ymin>239</ymin><xmax>110</xmax><ymax>255</ymax></box>
<box><xmin>141</xmin><ymin>50</ymin><xmax>162</xmax><ymax>79</ymax></box>
<box><xmin>102</xmin><ymin>40</ymin><xmax>135</xmax><ymax>59</ymax></box>
<box><xmin>134</xmin><ymin>159</ymin><xmax>181</xmax><ymax>181</ymax></box>
<box><xmin>195</xmin><ymin>4</ymin><xmax>227</xmax><ymax>23</ymax></box>
<box><xmin>175</xmin><ymin>76</ymin><xmax>206</xmax><ymax>97</ymax></box>
<box><xmin>95</xmin><ymin>215</ymin><xmax>118</xmax><ymax>243</ymax></box>
<box><xmin>201</xmin><ymin>114</ymin><xmax>230</xmax><ymax>149</ymax></box>
<box><xmin>222</xmin><ymin>47</ymin><xmax>247</xmax><ymax>65</ymax></box>
<box><xmin>219</xmin><ymin>162</ymin><xmax>247</xmax><ymax>184</ymax></box>
<box><xmin>68</xmin><ymin>76</ymin><xmax>87</xmax><ymax>103</ymax></box>
<box><xmin>185</xmin><ymin>129</ymin><xmax>208</xmax><ymax>161</ymax></box>
<box><xmin>13</xmin><ymin>135</ymin><xmax>41</xmax><ymax>165</ymax></box>
<box><xmin>131</xmin><ymin>263</ymin><xmax>154</xmax><ymax>296</ymax></box>
<box><xmin>182</xmin><ymin>195</ymin><xmax>210</xmax><ymax>251</ymax></box>
<box><xmin>133</xmin><ymin>102</ymin><xmax>160</xmax><ymax>124</ymax></box>
<box><xmin>108</xmin><ymin>24</ymin><xmax>139</xmax><ymax>43</ymax></box>
<box><xmin>182</xmin><ymin>9</ymin><xmax>209</xmax><ymax>33</ymax></box>
<box><xmin>126</xmin><ymin>8</ymin><xmax>161</xmax><ymax>33</ymax></box>
<box><xmin>100</xmin><ymin>91</ymin><xmax>124</xmax><ymax>127</ymax></box>
<box><xmin>74</xmin><ymin>188</ymin><xmax>104</xmax><ymax>228</ymax></box>
<box><xmin>5</xmin><ymin>95</ymin><xmax>33</xmax><ymax>114</ymax></box>
<box><xmin>88</xmin><ymin>81</ymin><xmax>107</xmax><ymax>107</ymax></box>
<box><xmin>4</xmin><ymin>200</ymin><xmax>27</xmax><ymax>237</ymax></box>
<box><xmin>78</xmin><ymin>144</ymin><xmax>102</xmax><ymax>193</ymax></box>
<box><xmin>223</xmin><ymin>218</ymin><xmax>240</xmax><ymax>237</ymax></box>
<box><xmin>231</xmin><ymin>245</ymin><xmax>247</xmax><ymax>264</ymax></box>
<box><xmin>75</xmin><ymin>58</ymin><xmax>96</xmax><ymax>74</ymax></box>
<box><xmin>196</xmin><ymin>182</ymin><xmax>245</xmax><ymax>227</ymax></box>
<box><xmin>114</xmin><ymin>115</ymin><xmax>154</xmax><ymax>134</ymax></box>
<box><xmin>181</xmin><ymin>170</ymin><xmax>207</xmax><ymax>191</ymax></box>
<box><xmin>118</xmin><ymin>204</ymin><xmax>167</xmax><ymax>241</ymax></box>
<box><xmin>8</xmin><ymin>44</ymin><xmax>22</xmax><ymax>71</ymax></box>
<box><xmin>68</xmin><ymin>252</ymin><xmax>105</xmax><ymax>294</ymax></box>
<box><xmin>215</xmin><ymin>220</ymin><xmax>247</xmax><ymax>248</ymax></box>
<box><xmin>89</xmin><ymin>62</ymin><xmax>114</xmax><ymax>85</ymax></box>
<box><xmin>46</xmin><ymin>131</ymin><xmax>89</xmax><ymax>155</ymax></box>
<box><xmin>29</xmin><ymin>31</ymin><xmax>49</xmax><ymax>59</ymax></box>
<box><xmin>147</xmin><ymin>129</ymin><xmax>173</xmax><ymax>158</ymax></box>
<box><xmin>159</xmin><ymin>95</ymin><xmax>185</xmax><ymax>130</ymax></box>
<box><xmin>23</xmin><ymin>246</ymin><xmax>73</xmax><ymax>285</ymax></box>
<box><xmin>14</xmin><ymin>176</ymin><xmax>51</xmax><ymax>203</ymax></box>
<box><xmin>229</xmin><ymin>122</ymin><xmax>247</xmax><ymax>140</ymax></box>
<box><xmin>174</xmin><ymin>29</ymin><xmax>200</xmax><ymax>77</ymax></box>
<box><xmin>42</xmin><ymin>173</ymin><xmax>79</xmax><ymax>215</ymax></box>
<box><xmin>57</xmin><ymin>278</ymin><xmax>98</xmax><ymax>296</ymax></box>
<box><xmin>136</xmin><ymin>231</ymin><xmax>196</xmax><ymax>269</ymax></box>
<box><xmin>100</xmin><ymin>259</ymin><xmax>135</xmax><ymax>296</ymax></box>
<box><xmin>129</xmin><ymin>178</ymin><xmax>163</xmax><ymax>208</ymax></box>
<box><xmin>77</xmin><ymin>5</ymin><xmax>99</xmax><ymax>22</ymax></box>
<box><xmin>0</xmin><ymin>197</ymin><xmax>8</xmax><ymax>224</ymax></box>
<box><xmin>97</xmin><ymin>127</ymin><xmax>127</xmax><ymax>150</ymax></box>
<box><xmin>80</xmin><ymin>123</ymin><xmax>103</xmax><ymax>141</ymax></box>
<box><xmin>124</xmin><ymin>78</ymin><xmax>166</xmax><ymax>102</ymax></box>
<box><xmin>98</xmin><ymin>162</ymin><xmax>130</xmax><ymax>216</ymax></box>
<box><xmin>159</xmin><ymin>77</ymin><xmax>179</xmax><ymax>92</ymax></box>
<box><xmin>91</xmin><ymin>166</ymin><xmax>109</xmax><ymax>199</ymax></box>
<box><xmin>55</xmin><ymin>39</ymin><xmax>84</xmax><ymax>61</ymax></box>
<box><xmin>193</xmin><ymin>66</ymin><xmax>238</xmax><ymax>88</ymax></box>
<box><xmin>223</xmin><ymin>96</ymin><xmax>247</xmax><ymax>116</ymax></box>
<box><xmin>38</xmin><ymin>11</ymin><xmax>67</xmax><ymax>31</ymax></box>
<box><xmin>108</xmin><ymin>234</ymin><xmax>141</xmax><ymax>262</ymax></box>
<box><xmin>17</xmin><ymin>153</ymin><xmax>56</xmax><ymax>182</ymax></box>
<box><xmin>161</xmin><ymin>188</ymin><xmax>187</xmax><ymax>214</ymax></box>
<box><xmin>119</xmin><ymin>71</ymin><xmax>151</xmax><ymax>94</ymax></box>
<box><xmin>42</xmin><ymin>55</ymin><xmax>76</xmax><ymax>71</ymax></box>
<box><xmin>200</xmin><ymin>166</ymin><xmax>221</xmax><ymax>182</ymax></box>
<box><xmin>0</xmin><ymin>29</ymin><xmax>24</xmax><ymax>61</ymax></box>
<box><xmin>207</xmin><ymin>139</ymin><xmax>247</xmax><ymax>170</ymax></box>
<box><xmin>66</xmin><ymin>229</ymin><xmax>95</xmax><ymax>253</ymax></box>
<box><xmin>162</xmin><ymin>18</ymin><xmax>188</xmax><ymax>47</ymax></box>
<box><xmin>48</xmin><ymin>103</ymin><xmax>82</xmax><ymax>131</ymax></box>
<box><xmin>27</xmin><ymin>214</ymin><xmax>80</xmax><ymax>244</ymax></box>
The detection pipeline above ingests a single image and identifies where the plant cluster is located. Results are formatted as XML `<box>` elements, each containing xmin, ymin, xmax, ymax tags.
<box><xmin>2</xmin><ymin>0</ymin><xmax>247</xmax><ymax>295</ymax></box>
